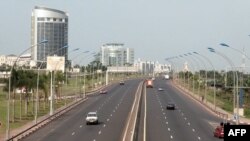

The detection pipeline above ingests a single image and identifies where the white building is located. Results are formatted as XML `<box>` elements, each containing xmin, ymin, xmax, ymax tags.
<box><xmin>0</xmin><ymin>54</ymin><xmax>32</xmax><ymax>67</ymax></box>
<box><xmin>100</xmin><ymin>43</ymin><xmax>134</xmax><ymax>67</ymax></box>
<box><xmin>0</xmin><ymin>54</ymin><xmax>17</xmax><ymax>66</ymax></box>
<box><xmin>134</xmin><ymin>59</ymin><xmax>171</xmax><ymax>75</ymax></box>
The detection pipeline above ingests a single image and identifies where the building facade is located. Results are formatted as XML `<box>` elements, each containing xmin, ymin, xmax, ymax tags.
<box><xmin>100</xmin><ymin>43</ymin><xmax>134</xmax><ymax>66</ymax></box>
<box><xmin>31</xmin><ymin>6</ymin><xmax>68</xmax><ymax>63</ymax></box>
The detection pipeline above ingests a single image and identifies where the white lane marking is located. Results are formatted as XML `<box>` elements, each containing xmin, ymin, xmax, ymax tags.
<box><xmin>143</xmin><ymin>84</ymin><xmax>147</xmax><ymax>141</ymax></box>
<box><xmin>103</xmin><ymin>124</ymin><xmax>106</xmax><ymax>127</ymax></box>
<box><xmin>71</xmin><ymin>132</ymin><xmax>75</xmax><ymax>136</ymax></box>
<box><xmin>198</xmin><ymin>136</ymin><xmax>201</xmax><ymax>140</ymax></box>
<box><xmin>80</xmin><ymin>125</ymin><xmax>82</xmax><ymax>128</ymax></box>
<box><xmin>166</xmin><ymin>122</ymin><xmax>168</xmax><ymax>125</ymax></box>
<box><xmin>188</xmin><ymin>122</ymin><xmax>190</xmax><ymax>126</ymax></box>
<box><xmin>168</xmin><ymin>128</ymin><xmax>171</xmax><ymax>131</ymax></box>
<box><xmin>192</xmin><ymin>129</ymin><xmax>195</xmax><ymax>132</ymax></box>
<box><xmin>110</xmin><ymin>114</ymin><xmax>112</xmax><ymax>117</ymax></box>
<box><xmin>170</xmin><ymin>135</ymin><xmax>173</xmax><ymax>139</ymax></box>
<box><xmin>113</xmin><ymin>110</ymin><xmax>115</xmax><ymax>112</ymax></box>
<box><xmin>93</xmin><ymin>139</ymin><xmax>96</xmax><ymax>141</ymax></box>
<box><xmin>162</xmin><ymin>109</ymin><xmax>164</xmax><ymax>111</ymax></box>
<box><xmin>107</xmin><ymin>119</ymin><xmax>110</xmax><ymax>121</ymax></box>
<box><xmin>163</xmin><ymin>112</ymin><xmax>165</xmax><ymax>115</ymax></box>
<box><xmin>165</xmin><ymin>116</ymin><xmax>167</xmax><ymax>119</ymax></box>
<box><xmin>184</xmin><ymin>117</ymin><xmax>187</xmax><ymax>120</ymax></box>
<box><xmin>98</xmin><ymin>130</ymin><xmax>101</xmax><ymax>135</ymax></box>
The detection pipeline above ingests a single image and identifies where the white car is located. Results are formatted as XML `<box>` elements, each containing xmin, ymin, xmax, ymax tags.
<box><xmin>86</xmin><ymin>112</ymin><xmax>99</xmax><ymax>125</ymax></box>
<box><xmin>158</xmin><ymin>87</ymin><xmax>164</xmax><ymax>91</ymax></box>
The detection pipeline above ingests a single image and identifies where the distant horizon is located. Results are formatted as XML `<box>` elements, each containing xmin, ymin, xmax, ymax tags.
<box><xmin>1</xmin><ymin>0</ymin><xmax>250</xmax><ymax>70</ymax></box>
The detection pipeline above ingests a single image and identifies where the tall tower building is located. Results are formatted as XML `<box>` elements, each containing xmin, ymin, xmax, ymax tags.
<box><xmin>31</xmin><ymin>6</ymin><xmax>68</xmax><ymax>63</ymax></box>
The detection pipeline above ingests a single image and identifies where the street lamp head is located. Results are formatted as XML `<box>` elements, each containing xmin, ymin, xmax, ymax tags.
<box><xmin>40</xmin><ymin>40</ymin><xmax>48</xmax><ymax>44</ymax></box>
<box><xmin>73</xmin><ymin>48</ymin><xmax>80</xmax><ymax>51</ymax></box>
<box><xmin>83</xmin><ymin>51</ymin><xmax>89</xmax><ymax>53</ymax></box>
<box><xmin>62</xmin><ymin>45</ymin><xmax>68</xmax><ymax>49</ymax></box>
<box><xmin>207</xmin><ymin>47</ymin><xmax>215</xmax><ymax>51</ymax></box>
<box><xmin>220</xmin><ymin>43</ymin><xmax>230</xmax><ymax>47</ymax></box>
<box><xmin>209</xmin><ymin>50</ymin><xmax>215</xmax><ymax>53</ymax></box>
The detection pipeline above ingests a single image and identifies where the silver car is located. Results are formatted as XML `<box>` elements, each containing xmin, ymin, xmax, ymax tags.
<box><xmin>86</xmin><ymin>112</ymin><xmax>99</xmax><ymax>125</ymax></box>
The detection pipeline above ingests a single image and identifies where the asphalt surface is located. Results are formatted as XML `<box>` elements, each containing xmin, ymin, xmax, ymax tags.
<box><xmin>22</xmin><ymin>78</ymin><xmax>225</xmax><ymax>141</ymax></box>
<box><xmin>23</xmin><ymin>79</ymin><xmax>141</xmax><ymax>141</ymax></box>
<box><xmin>143</xmin><ymin>78</ymin><xmax>223</xmax><ymax>141</ymax></box>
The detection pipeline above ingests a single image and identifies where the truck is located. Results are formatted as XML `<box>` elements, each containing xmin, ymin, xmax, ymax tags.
<box><xmin>146</xmin><ymin>79</ymin><xmax>153</xmax><ymax>88</ymax></box>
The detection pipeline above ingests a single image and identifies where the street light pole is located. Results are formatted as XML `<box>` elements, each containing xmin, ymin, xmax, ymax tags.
<box><xmin>208</xmin><ymin>47</ymin><xmax>238</xmax><ymax>118</ymax></box>
<box><xmin>188</xmin><ymin>53</ymin><xmax>207</xmax><ymax>101</ymax></box>
<box><xmin>6</xmin><ymin>40</ymin><xmax>48</xmax><ymax>139</ymax></box>
<box><xmin>35</xmin><ymin>45</ymin><xmax>68</xmax><ymax>123</ymax></box>
<box><xmin>193</xmin><ymin>52</ymin><xmax>216</xmax><ymax>107</ymax></box>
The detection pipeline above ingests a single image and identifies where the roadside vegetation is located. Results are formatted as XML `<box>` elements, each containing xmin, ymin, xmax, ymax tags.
<box><xmin>0</xmin><ymin>60</ymin><xmax>141</xmax><ymax>137</ymax></box>
<box><xmin>176</xmin><ymin>70</ymin><xmax>250</xmax><ymax>118</ymax></box>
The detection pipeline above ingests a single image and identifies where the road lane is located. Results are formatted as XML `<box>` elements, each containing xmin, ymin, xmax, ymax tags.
<box><xmin>145</xmin><ymin>78</ymin><xmax>223</xmax><ymax>141</ymax></box>
<box><xmin>23</xmin><ymin>79</ymin><xmax>141</xmax><ymax>141</ymax></box>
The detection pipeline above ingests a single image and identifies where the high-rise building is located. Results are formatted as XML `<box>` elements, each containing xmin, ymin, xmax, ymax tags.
<box><xmin>100</xmin><ymin>43</ymin><xmax>134</xmax><ymax>66</ymax></box>
<box><xmin>31</xmin><ymin>6</ymin><xmax>68</xmax><ymax>63</ymax></box>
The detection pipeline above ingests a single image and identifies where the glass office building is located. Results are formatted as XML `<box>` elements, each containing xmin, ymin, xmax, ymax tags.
<box><xmin>101</xmin><ymin>43</ymin><xmax>134</xmax><ymax>66</ymax></box>
<box><xmin>31</xmin><ymin>6</ymin><xmax>68</xmax><ymax>63</ymax></box>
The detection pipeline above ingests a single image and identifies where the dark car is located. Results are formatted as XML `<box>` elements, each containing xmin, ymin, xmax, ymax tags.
<box><xmin>214</xmin><ymin>126</ymin><xmax>224</xmax><ymax>138</ymax></box>
<box><xmin>166</xmin><ymin>102</ymin><xmax>175</xmax><ymax>110</ymax></box>
<box><xmin>119</xmin><ymin>81</ymin><xmax>125</xmax><ymax>85</ymax></box>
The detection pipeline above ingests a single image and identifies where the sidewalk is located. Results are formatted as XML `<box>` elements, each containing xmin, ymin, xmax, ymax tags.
<box><xmin>172</xmin><ymin>81</ymin><xmax>250</xmax><ymax>125</ymax></box>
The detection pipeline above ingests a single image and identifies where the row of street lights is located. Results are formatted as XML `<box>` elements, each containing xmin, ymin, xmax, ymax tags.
<box><xmin>5</xmin><ymin>40</ymin><xmax>96</xmax><ymax>139</ymax></box>
<box><xmin>166</xmin><ymin>42</ymin><xmax>249</xmax><ymax>125</ymax></box>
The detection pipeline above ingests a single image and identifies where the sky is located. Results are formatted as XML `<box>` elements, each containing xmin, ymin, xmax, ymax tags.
<box><xmin>1</xmin><ymin>0</ymin><xmax>250</xmax><ymax>70</ymax></box>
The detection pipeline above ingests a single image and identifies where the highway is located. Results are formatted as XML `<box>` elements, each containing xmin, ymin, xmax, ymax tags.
<box><xmin>141</xmin><ymin>78</ymin><xmax>223</xmax><ymax>141</ymax></box>
<box><xmin>22</xmin><ymin>78</ymin><xmax>224</xmax><ymax>141</ymax></box>
<box><xmin>23</xmin><ymin>79</ymin><xmax>141</xmax><ymax>141</ymax></box>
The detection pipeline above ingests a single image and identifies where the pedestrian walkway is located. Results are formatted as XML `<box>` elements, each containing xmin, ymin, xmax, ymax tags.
<box><xmin>172</xmin><ymin>81</ymin><xmax>250</xmax><ymax>125</ymax></box>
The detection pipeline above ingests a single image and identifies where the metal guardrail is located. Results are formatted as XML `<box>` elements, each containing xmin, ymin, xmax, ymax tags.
<box><xmin>7</xmin><ymin>97</ymin><xmax>86</xmax><ymax>141</ymax></box>
<box><xmin>121</xmin><ymin>81</ymin><xmax>144</xmax><ymax>141</ymax></box>
<box><xmin>173</xmin><ymin>81</ymin><xmax>229</xmax><ymax>121</ymax></box>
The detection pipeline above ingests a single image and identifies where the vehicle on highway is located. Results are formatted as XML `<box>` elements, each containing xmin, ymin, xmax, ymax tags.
<box><xmin>158</xmin><ymin>87</ymin><xmax>164</xmax><ymax>91</ymax></box>
<box><xmin>86</xmin><ymin>112</ymin><xmax>99</xmax><ymax>125</ymax></box>
<box><xmin>164</xmin><ymin>74</ymin><xmax>170</xmax><ymax>80</ymax></box>
<box><xmin>119</xmin><ymin>81</ymin><xmax>125</xmax><ymax>85</ymax></box>
<box><xmin>213</xmin><ymin>126</ymin><xmax>224</xmax><ymax>138</ymax></box>
<box><xmin>100</xmin><ymin>89</ymin><xmax>108</xmax><ymax>94</ymax></box>
<box><xmin>146</xmin><ymin>79</ymin><xmax>153</xmax><ymax>88</ymax></box>
<box><xmin>166</xmin><ymin>102</ymin><xmax>175</xmax><ymax>110</ymax></box>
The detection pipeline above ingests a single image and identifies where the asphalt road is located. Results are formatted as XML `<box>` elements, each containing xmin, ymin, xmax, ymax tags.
<box><xmin>23</xmin><ymin>79</ymin><xmax>141</xmax><ymax>141</ymax></box>
<box><xmin>143</xmin><ymin>78</ymin><xmax>223</xmax><ymax>141</ymax></box>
